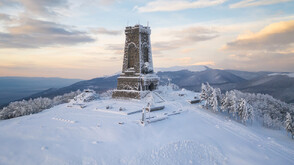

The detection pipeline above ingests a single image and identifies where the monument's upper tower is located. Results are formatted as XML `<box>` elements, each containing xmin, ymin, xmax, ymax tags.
<box><xmin>112</xmin><ymin>24</ymin><xmax>159</xmax><ymax>99</ymax></box>
<box><xmin>122</xmin><ymin>24</ymin><xmax>154</xmax><ymax>75</ymax></box>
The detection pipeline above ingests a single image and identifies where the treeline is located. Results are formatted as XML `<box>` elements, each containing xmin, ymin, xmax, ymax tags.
<box><xmin>0</xmin><ymin>90</ymin><xmax>81</xmax><ymax>120</ymax></box>
<box><xmin>200</xmin><ymin>83</ymin><xmax>294</xmax><ymax>138</ymax></box>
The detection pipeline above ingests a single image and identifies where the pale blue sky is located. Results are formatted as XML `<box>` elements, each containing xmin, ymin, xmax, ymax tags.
<box><xmin>61</xmin><ymin>0</ymin><xmax>294</xmax><ymax>29</ymax></box>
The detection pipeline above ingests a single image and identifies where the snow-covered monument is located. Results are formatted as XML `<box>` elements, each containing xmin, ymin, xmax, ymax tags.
<box><xmin>112</xmin><ymin>24</ymin><xmax>159</xmax><ymax>99</ymax></box>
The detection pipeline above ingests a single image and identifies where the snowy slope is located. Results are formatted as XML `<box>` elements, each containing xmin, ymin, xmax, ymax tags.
<box><xmin>0</xmin><ymin>88</ymin><xmax>294</xmax><ymax>165</ymax></box>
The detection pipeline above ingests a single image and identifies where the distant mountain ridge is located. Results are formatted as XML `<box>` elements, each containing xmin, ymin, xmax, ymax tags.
<box><xmin>23</xmin><ymin>75</ymin><xmax>118</xmax><ymax>100</ymax></box>
<box><xmin>3</xmin><ymin>67</ymin><xmax>294</xmax><ymax>106</ymax></box>
<box><xmin>157</xmin><ymin>68</ymin><xmax>246</xmax><ymax>90</ymax></box>
<box><xmin>234</xmin><ymin>75</ymin><xmax>294</xmax><ymax>103</ymax></box>
<box><xmin>0</xmin><ymin>77</ymin><xmax>82</xmax><ymax>108</ymax></box>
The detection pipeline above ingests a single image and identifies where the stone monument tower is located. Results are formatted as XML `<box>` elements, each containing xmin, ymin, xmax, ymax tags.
<box><xmin>112</xmin><ymin>24</ymin><xmax>159</xmax><ymax>99</ymax></box>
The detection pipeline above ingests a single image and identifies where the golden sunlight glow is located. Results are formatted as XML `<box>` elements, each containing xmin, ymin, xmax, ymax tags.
<box><xmin>193</xmin><ymin>61</ymin><xmax>216</xmax><ymax>66</ymax></box>
<box><xmin>237</xmin><ymin>20</ymin><xmax>294</xmax><ymax>40</ymax></box>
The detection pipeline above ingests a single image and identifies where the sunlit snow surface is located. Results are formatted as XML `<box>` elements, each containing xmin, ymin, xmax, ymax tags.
<box><xmin>0</xmin><ymin>87</ymin><xmax>294</xmax><ymax>165</ymax></box>
<box><xmin>155</xmin><ymin>65</ymin><xmax>207</xmax><ymax>72</ymax></box>
<box><xmin>268</xmin><ymin>72</ymin><xmax>294</xmax><ymax>78</ymax></box>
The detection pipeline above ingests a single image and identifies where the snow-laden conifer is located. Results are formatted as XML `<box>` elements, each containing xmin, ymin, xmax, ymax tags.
<box><xmin>0</xmin><ymin>90</ymin><xmax>82</xmax><ymax>120</ymax></box>
<box><xmin>285</xmin><ymin>112</ymin><xmax>293</xmax><ymax>135</ymax></box>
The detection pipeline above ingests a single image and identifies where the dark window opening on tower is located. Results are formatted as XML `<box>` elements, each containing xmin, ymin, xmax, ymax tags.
<box><xmin>149</xmin><ymin>83</ymin><xmax>155</xmax><ymax>91</ymax></box>
<box><xmin>128</xmin><ymin>44</ymin><xmax>136</xmax><ymax>68</ymax></box>
<box><xmin>143</xmin><ymin>46</ymin><xmax>149</xmax><ymax>63</ymax></box>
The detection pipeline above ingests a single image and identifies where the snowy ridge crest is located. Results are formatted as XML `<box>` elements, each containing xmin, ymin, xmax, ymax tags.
<box><xmin>268</xmin><ymin>72</ymin><xmax>294</xmax><ymax>78</ymax></box>
<box><xmin>155</xmin><ymin>65</ymin><xmax>208</xmax><ymax>72</ymax></box>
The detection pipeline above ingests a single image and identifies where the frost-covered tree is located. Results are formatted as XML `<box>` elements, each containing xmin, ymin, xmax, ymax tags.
<box><xmin>0</xmin><ymin>90</ymin><xmax>81</xmax><ymax>120</ymax></box>
<box><xmin>212</xmin><ymin>91</ymin><xmax>219</xmax><ymax>112</ymax></box>
<box><xmin>198</xmin><ymin>82</ymin><xmax>294</xmax><ymax>138</ymax></box>
<box><xmin>247</xmin><ymin>103</ymin><xmax>254</xmax><ymax>124</ymax></box>
<box><xmin>238</xmin><ymin>99</ymin><xmax>246</xmax><ymax>122</ymax></box>
<box><xmin>230</xmin><ymin>92</ymin><xmax>239</xmax><ymax>118</ymax></box>
<box><xmin>285</xmin><ymin>112</ymin><xmax>293</xmax><ymax>136</ymax></box>
<box><xmin>200</xmin><ymin>83</ymin><xmax>209</xmax><ymax>101</ymax></box>
<box><xmin>211</xmin><ymin>88</ymin><xmax>221</xmax><ymax>112</ymax></box>
<box><xmin>0</xmin><ymin>97</ymin><xmax>53</xmax><ymax>119</ymax></box>
<box><xmin>238</xmin><ymin>99</ymin><xmax>254</xmax><ymax>124</ymax></box>
<box><xmin>221</xmin><ymin>91</ymin><xmax>230</xmax><ymax>113</ymax></box>
<box><xmin>263</xmin><ymin>114</ymin><xmax>273</xmax><ymax>128</ymax></box>
<box><xmin>200</xmin><ymin>83</ymin><xmax>214</xmax><ymax>108</ymax></box>
<box><xmin>263</xmin><ymin>113</ymin><xmax>280</xmax><ymax>128</ymax></box>
<box><xmin>221</xmin><ymin>91</ymin><xmax>239</xmax><ymax>118</ymax></box>
<box><xmin>100</xmin><ymin>90</ymin><xmax>113</xmax><ymax>99</ymax></box>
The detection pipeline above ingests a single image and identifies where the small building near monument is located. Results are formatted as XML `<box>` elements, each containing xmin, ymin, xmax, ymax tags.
<box><xmin>112</xmin><ymin>24</ymin><xmax>159</xmax><ymax>99</ymax></box>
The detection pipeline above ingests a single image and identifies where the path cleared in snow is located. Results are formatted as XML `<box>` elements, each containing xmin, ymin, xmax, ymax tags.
<box><xmin>0</xmin><ymin>88</ymin><xmax>294</xmax><ymax>165</ymax></box>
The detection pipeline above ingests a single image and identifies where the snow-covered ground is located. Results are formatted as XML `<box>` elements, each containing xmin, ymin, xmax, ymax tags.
<box><xmin>0</xmin><ymin>88</ymin><xmax>294</xmax><ymax>165</ymax></box>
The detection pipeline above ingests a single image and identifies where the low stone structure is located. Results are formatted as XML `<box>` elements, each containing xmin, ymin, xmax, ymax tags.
<box><xmin>112</xmin><ymin>24</ymin><xmax>159</xmax><ymax>99</ymax></box>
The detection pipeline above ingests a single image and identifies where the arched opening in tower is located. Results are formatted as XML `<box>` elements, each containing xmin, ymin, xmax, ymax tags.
<box><xmin>128</xmin><ymin>44</ymin><xmax>136</xmax><ymax>68</ymax></box>
<box><xmin>149</xmin><ymin>83</ymin><xmax>155</xmax><ymax>91</ymax></box>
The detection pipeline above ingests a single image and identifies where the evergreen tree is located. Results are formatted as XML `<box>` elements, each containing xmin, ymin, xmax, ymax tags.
<box><xmin>200</xmin><ymin>83</ymin><xmax>213</xmax><ymax>108</ymax></box>
<box><xmin>227</xmin><ymin>91</ymin><xmax>238</xmax><ymax>118</ymax></box>
<box><xmin>285</xmin><ymin>112</ymin><xmax>293</xmax><ymax>136</ymax></box>
<box><xmin>238</xmin><ymin>98</ymin><xmax>245</xmax><ymax>122</ymax></box>
<box><xmin>212</xmin><ymin>89</ymin><xmax>219</xmax><ymax>112</ymax></box>
<box><xmin>238</xmin><ymin>99</ymin><xmax>250</xmax><ymax>124</ymax></box>
<box><xmin>200</xmin><ymin>83</ymin><xmax>208</xmax><ymax>101</ymax></box>
<box><xmin>0</xmin><ymin>90</ymin><xmax>81</xmax><ymax>120</ymax></box>
<box><xmin>247</xmin><ymin>103</ymin><xmax>254</xmax><ymax>124</ymax></box>
<box><xmin>263</xmin><ymin>114</ymin><xmax>273</xmax><ymax>128</ymax></box>
<box><xmin>211</xmin><ymin>88</ymin><xmax>221</xmax><ymax>112</ymax></box>
<box><xmin>221</xmin><ymin>91</ymin><xmax>230</xmax><ymax>113</ymax></box>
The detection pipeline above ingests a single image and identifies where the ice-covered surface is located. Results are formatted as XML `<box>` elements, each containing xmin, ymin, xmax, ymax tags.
<box><xmin>155</xmin><ymin>65</ymin><xmax>208</xmax><ymax>72</ymax></box>
<box><xmin>0</xmin><ymin>87</ymin><xmax>294</xmax><ymax>165</ymax></box>
<box><xmin>268</xmin><ymin>72</ymin><xmax>294</xmax><ymax>78</ymax></box>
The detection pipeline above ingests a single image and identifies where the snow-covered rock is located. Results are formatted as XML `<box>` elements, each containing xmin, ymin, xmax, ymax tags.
<box><xmin>68</xmin><ymin>89</ymin><xmax>99</xmax><ymax>108</ymax></box>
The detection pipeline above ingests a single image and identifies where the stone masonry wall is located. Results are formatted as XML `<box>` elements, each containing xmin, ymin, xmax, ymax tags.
<box><xmin>122</xmin><ymin>27</ymin><xmax>140</xmax><ymax>74</ymax></box>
